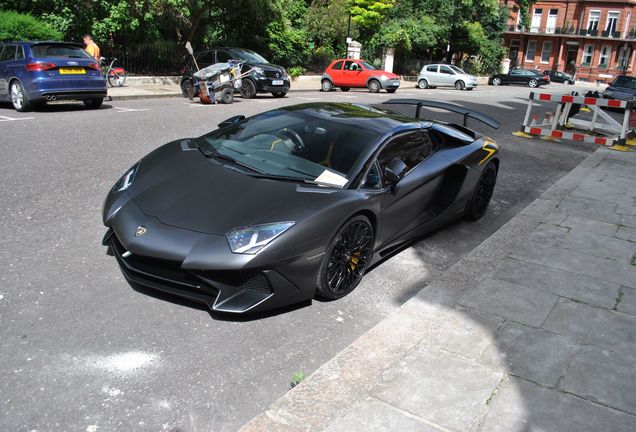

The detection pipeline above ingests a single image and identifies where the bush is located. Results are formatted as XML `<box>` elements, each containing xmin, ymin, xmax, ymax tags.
<box><xmin>0</xmin><ymin>10</ymin><xmax>62</xmax><ymax>42</ymax></box>
<box><xmin>287</xmin><ymin>66</ymin><xmax>305</xmax><ymax>78</ymax></box>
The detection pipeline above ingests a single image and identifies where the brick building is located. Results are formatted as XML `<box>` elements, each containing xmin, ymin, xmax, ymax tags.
<box><xmin>503</xmin><ymin>0</ymin><xmax>636</xmax><ymax>83</ymax></box>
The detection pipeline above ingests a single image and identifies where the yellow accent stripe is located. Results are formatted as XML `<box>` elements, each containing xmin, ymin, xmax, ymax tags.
<box><xmin>479</xmin><ymin>145</ymin><xmax>496</xmax><ymax>165</ymax></box>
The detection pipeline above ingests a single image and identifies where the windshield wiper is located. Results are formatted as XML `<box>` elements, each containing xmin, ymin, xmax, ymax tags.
<box><xmin>248</xmin><ymin>173</ymin><xmax>314</xmax><ymax>184</ymax></box>
<box><xmin>197</xmin><ymin>144</ymin><xmax>265</xmax><ymax>174</ymax></box>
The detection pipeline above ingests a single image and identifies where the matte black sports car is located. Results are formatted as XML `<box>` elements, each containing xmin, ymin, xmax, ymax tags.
<box><xmin>102</xmin><ymin>100</ymin><xmax>500</xmax><ymax>314</ymax></box>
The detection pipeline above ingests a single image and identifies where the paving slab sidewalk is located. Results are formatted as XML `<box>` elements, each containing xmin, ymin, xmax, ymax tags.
<box><xmin>240</xmin><ymin>146</ymin><xmax>636</xmax><ymax>432</ymax></box>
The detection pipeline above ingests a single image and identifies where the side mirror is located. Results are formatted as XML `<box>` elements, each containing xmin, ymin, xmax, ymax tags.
<box><xmin>384</xmin><ymin>158</ymin><xmax>408</xmax><ymax>186</ymax></box>
<box><xmin>218</xmin><ymin>115</ymin><xmax>245</xmax><ymax>129</ymax></box>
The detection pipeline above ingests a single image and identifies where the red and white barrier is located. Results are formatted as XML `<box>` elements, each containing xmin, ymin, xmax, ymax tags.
<box><xmin>516</xmin><ymin>91</ymin><xmax>635</xmax><ymax>149</ymax></box>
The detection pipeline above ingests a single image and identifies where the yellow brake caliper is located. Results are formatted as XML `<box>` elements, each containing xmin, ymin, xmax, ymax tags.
<box><xmin>349</xmin><ymin>251</ymin><xmax>361</xmax><ymax>271</ymax></box>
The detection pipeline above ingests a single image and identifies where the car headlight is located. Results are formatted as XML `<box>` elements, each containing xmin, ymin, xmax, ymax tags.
<box><xmin>380</xmin><ymin>74</ymin><xmax>388</xmax><ymax>80</ymax></box>
<box><xmin>112</xmin><ymin>162</ymin><xmax>139</xmax><ymax>192</ymax></box>
<box><xmin>603</xmin><ymin>90</ymin><xmax>613</xmax><ymax>97</ymax></box>
<box><xmin>253</xmin><ymin>67</ymin><xmax>264</xmax><ymax>75</ymax></box>
<box><xmin>226</xmin><ymin>222</ymin><xmax>295</xmax><ymax>254</ymax></box>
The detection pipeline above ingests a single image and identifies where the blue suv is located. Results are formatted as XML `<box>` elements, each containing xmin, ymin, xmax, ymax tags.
<box><xmin>0</xmin><ymin>41</ymin><xmax>107</xmax><ymax>112</ymax></box>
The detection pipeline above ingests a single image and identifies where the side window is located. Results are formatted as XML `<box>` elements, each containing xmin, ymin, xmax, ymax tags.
<box><xmin>426</xmin><ymin>65</ymin><xmax>438</xmax><ymax>72</ymax></box>
<box><xmin>216</xmin><ymin>50</ymin><xmax>231</xmax><ymax>62</ymax></box>
<box><xmin>16</xmin><ymin>46</ymin><xmax>24</xmax><ymax>60</ymax></box>
<box><xmin>510</xmin><ymin>69</ymin><xmax>522</xmax><ymax>76</ymax></box>
<box><xmin>377</xmin><ymin>132</ymin><xmax>434</xmax><ymax>185</ymax></box>
<box><xmin>331</xmin><ymin>61</ymin><xmax>343</xmax><ymax>70</ymax></box>
<box><xmin>440</xmin><ymin>66</ymin><xmax>453</xmax><ymax>74</ymax></box>
<box><xmin>360</xmin><ymin>162</ymin><xmax>382</xmax><ymax>189</ymax></box>
<box><xmin>196</xmin><ymin>51</ymin><xmax>214</xmax><ymax>66</ymax></box>
<box><xmin>0</xmin><ymin>45</ymin><xmax>16</xmax><ymax>62</ymax></box>
<box><xmin>344</xmin><ymin>60</ymin><xmax>360</xmax><ymax>70</ymax></box>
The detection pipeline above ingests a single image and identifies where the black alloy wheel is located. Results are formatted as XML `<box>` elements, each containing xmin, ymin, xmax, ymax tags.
<box><xmin>317</xmin><ymin>215</ymin><xmax>374</xmax><ymax>300</ymax></box>
<box><xmin>241</xmin><ymin>78</ymin><xmax>257</xmax><ymax>99</ymax></box>
<box><xmin>465</xmin><ymin>161</ymin><xmax>498</xmax><ymax>221</ymax></box>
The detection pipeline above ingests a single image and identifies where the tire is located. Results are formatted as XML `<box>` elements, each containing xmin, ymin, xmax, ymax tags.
<box><xmin>181</xmin><ymin>79</ymin><xmax>194</xmax><ymax>98</ymax></box>
<box><xmin>340</xmin><ymin>87</ymin><xmax>350</xmax><ymax>92</ymax></box>
<box><xmin>220</xmin><ymin>88</ymin><xmax>234</xmax><ymax>104</ymax></box>
<box><xmin>83</xmin><ymin>98</ymin><xmax>103</xmax><ymax>109</ymax></box>
<box><xmin>240</xmin><ymin>78</ymin><xmax>257</xmax><ymax>99</ymax></box>
<box><xmin>321</xmin><ymin>79</ymin><xmax>333</xmax><ymax>92</ymax></box>
<box><xmin>108</xmin><ymin>71</ymin><xmax>126</xmax><ymax>87</ymax></box>
<box><xmin>417</xmin><ymin>79</ymin><xmax>429</xmax><ymax>89</ymax></box>
<box><xmin>387</xmin><ymin>89</ymin><xmax>397</xmax><ymax>93</ymax></box>
<box><xmin>10</xmin><ymin>81</ymin><xmax>31</xmax><ymax>112</ymax></box>
<box><xmin>271</xmin><ymin>92</ymin><xmax>286</xmax><ymax>98</ymax></box>
<box><xmin>491</xmin><ymin>77</ymin><xmax>501</xmax><ymax>86</ymax></box>
<box><xmin>455</xmin><ymin>80</ymin><xmax>465</xmax><ymax>90</ymax></box>
<box><xmin>367</xmin><ymin>79</ymin><xmax>381</xmax><ymax>93</ymax></box>
<box><xmin>317</xmin><ymin>215</ymin><xmax>374</xmax><ymax>300</ymax></box>
<box><xmin>528</xmin><ymin>79</ymin><xmax>538</xmax><ymax>88</ymax></box>
<box><xmin>564</xmin><ymin>80</ymin><xmax>571</xmax><ymax>85</ymax></box>
<box><xmin>465</xmin><ymin>161</ymin><xmax>498</xmax><ymax>221</ymax></box>
<box><xmin>467</xmin><ymin>87</ymin><xmax>474</xmax><ymax>91</ymax></box>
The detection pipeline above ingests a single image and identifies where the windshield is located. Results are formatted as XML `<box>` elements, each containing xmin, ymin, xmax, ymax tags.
<box><xmin>196</xmin><ymin>110</ymin><xmax>379</xmax><ymax>187</ymax></box>
<box><xmin>229</xmin><ymin>49</ymin><xmax>269</xmax><ymax>64</ymax></box>
<box><xmin>361</xmin><ymin>61</ymin><xmax>377</xmax><ymax>70</ymax></box>
<box><xmin>30</xmin><ymin>44</ymin><xmax>92</xmax><ymax>59</ymax></box>
<box><xmin>450</xmin><ymin>65</ymin><xmax>466</xmax><ymax>74</ymax></box>
<box><xmin>612</xmin><ymin>75</ymin><xmax>636</xmax><ymax>89</ymax></box>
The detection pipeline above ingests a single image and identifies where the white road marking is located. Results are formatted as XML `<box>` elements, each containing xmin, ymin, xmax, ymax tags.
<box><xmin>297</xmin><ymin>97</ymin><xmax>318</xmax><ymax>101</ymax></box>
<box><xmin>0</xmin><ymin>115</ymin><xmax>34</xmax><ymax>122</ymax></box>
<box><xmin>114</xmin><ymin>107</ymin><xmax>149</xmax><ymax>113</ymax></box>
<box><xmin>339</xmin><ymin>95</ymin><xmax>359</xmax><ymax>99</ymax></box>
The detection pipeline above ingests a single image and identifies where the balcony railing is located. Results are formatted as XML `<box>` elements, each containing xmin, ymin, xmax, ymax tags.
<box><xmin>505</xmin><ymin>25</ymin><xmax>629</xmax><ymax>38</ymax></box>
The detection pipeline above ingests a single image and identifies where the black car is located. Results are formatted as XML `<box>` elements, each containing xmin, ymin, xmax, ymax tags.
<box><xmin>180</xmin><ymin>47</ymin><xmax>289</xmax><ymax>99</ymax></box>
<box><xmin>489</xmin><ymin>68</ymin><xmax>550</xmax><ymax>87</ymax></box>
<box><xmin>102</xmin><ymin>100</ymin><xmax>500</xmax><ymax>314</ymax></box>
<box><xmin>543</xmin><ymin>70</ymin><xmax>574</xmax><ymax>84</ymax></box>
<box><xmin>602</xmin><ymin>75</ymin><xmax>636</xmax><ymax>101</ymax></box>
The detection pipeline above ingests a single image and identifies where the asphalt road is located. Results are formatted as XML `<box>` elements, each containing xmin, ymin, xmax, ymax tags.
<box><xmin>0</xmin><ymin>84</ymin><xmax>601</xmax><ymax>431</ymax></box>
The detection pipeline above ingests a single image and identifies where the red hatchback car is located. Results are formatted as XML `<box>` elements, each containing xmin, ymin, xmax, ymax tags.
<box><xmin>321</xmin><ymin>59</ymin><xmax>400</xmax><ymax>93</ymax></box>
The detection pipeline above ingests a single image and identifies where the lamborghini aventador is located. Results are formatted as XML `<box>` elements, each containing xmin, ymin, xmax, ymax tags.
<box><xmin>102</xmin><ymin>100</ymin><xmax>501</xmax><ymax>314</ymax></box>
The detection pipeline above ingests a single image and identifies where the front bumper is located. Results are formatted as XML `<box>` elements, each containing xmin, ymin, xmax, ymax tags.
<box><xmin>102</xmin><ymin>197</ymin><xmax>320</xmax><ymax>313</ymax></box>
<box><xmin>254</xmin><ymin>76</ymin><xmax>290</xmax><ymax>93</ymax></box>
<box><xmin>378</xmin><ymin>77</ymin><xmax>401</xmax><ymax>90</ymax></box>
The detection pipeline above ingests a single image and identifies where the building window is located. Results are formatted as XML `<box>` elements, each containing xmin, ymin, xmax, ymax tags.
<box><xmin>587</xmin><ymin>10</ymin><xmax>600</xmax><ymax>33</ymax></box>
<box><xmin>526</xmin><ymin>40</ymin><xmax>537</xmax><ymax>62</ymax></box>
<box><xmin>618</xmin><ymin>45</ymin><xmax>631</xmax><ymax>70</ymax></box>
<box><xmin>541</xmin><ymin>41</ymin><xmax>553</xmax><ymax>63</ymax></box>
<box><xmin>606</xmin><ymin>11</ymin><xmax>619</xmax><ymax>35</ymax></box>
<box><xmin>531</xmin><ymin>9</ymin><xmax>542</xmax><ymax>32</ymax></box>
<box><xmin>582</xmin><ymin>44</ymin><xmax>594</xmax><ymax>65</ymax></box>
<box><xmin>546</xmin><ymin>9</ymin><xmax>558</xmax><ymax>34</ymax></box>
<box><xmin>599</xmin><ymin>45</ymin><xmax>611</xmax><ymax>67</ymax></box>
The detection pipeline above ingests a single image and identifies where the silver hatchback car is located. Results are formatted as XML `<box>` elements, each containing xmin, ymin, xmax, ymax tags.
<box><xmin>417</xmin><ymin>64</ymin><xmax>477</xmax><ymax>90</ymax></box>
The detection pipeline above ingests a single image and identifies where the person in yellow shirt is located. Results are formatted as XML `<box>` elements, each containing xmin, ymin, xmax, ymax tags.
<box><xmin>83</xmin><ymin>34</ymin><xmax>100</xmax><ymax>62</ymax></box>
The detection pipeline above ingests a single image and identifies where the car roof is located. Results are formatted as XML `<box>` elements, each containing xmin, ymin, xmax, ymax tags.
<box><xmin>276</xmin><ymin>103</ymin><xmax>420</xmax><ymax>134</ymax></box>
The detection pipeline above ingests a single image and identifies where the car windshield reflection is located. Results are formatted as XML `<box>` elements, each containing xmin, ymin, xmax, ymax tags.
<box><xmin>197</xmin><ymin>110</ymin><xmax>379</xmax><ymax>187</ymax></box>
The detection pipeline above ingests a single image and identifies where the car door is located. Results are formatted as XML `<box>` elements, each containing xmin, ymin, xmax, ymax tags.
<box><xmin>342</xmin><ymin>60</ymin><xmax>364</xmax><ymax>87</ymax></box>
<box><xmin>373</xmin><ymin>130</ymin><xmax>449</xmax><ymax>246</ymax></box>
<box><xmin>425</xmin><ymin>64</ymin><xmax>440</xmax><ymax>85</ymax></box>
<box><xmin>0</xmin><ymin>44</ymin><xmax>17</xmax><ymax>97</ymax></box>
<box><xmin>507</xmin><ymin>69</ymin><xmax>524</xmax><ymax>84</ymax></box>
<box><xmin>439</xmin><ymin>65</ymin><xmax>455</xmax><ymax>87</ymax></box>
<box><xmin>328</xmin><ymin>60</ymin><xmax>345</xmax><ymax>85</ymax></box>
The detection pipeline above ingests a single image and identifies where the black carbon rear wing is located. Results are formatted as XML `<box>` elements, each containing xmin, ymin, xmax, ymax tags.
<box><xmin>383</xmin><ymin>99</ymin><xmax>500</xmax><ymax>129</ymax></box>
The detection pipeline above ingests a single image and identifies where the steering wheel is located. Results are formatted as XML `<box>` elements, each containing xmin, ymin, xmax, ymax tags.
<box><xmin>277</xmin><ymin>128</ymin><xmax>305</xmax><ymax>153</ymax></box>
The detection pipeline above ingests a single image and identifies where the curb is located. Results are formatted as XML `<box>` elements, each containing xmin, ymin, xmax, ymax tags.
<box><xmin>239</xmin><ymin>147</ymin><xmax>612</xmax><ymax>432</ymax></box>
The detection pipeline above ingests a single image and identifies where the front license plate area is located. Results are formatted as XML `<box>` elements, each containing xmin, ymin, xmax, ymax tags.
<box><xmin>59</xmin><ymin>68</ymin><xmax>86</xmax><ymax>74</ymax></box>
<box><xmin>271</xmin><ymin>80</ymin><xmax>284</xmax><ymax>86</ymax></box>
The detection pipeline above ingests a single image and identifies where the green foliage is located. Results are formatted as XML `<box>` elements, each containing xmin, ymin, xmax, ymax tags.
<box><xmin>305</xmin><ymin>0</ymin><xmax>355</xmax><ymax>50</ymax></box>
<box><xmin>287</xmin><ymin>65</ymin><xmax>304</xmax><ymax>78</ymax></box>
<box><xmin>291</xmin><ymin>371</ymin><xmax>305</xmax><ymax>387</ymax></box>
<box><xmin>0</xmin><ymin>10</ymin><xmax>62</xmax><ymax>42</ymax></box>
<box><xmin>266</xmin><ymin>20</ymin><xmax>308</xmax><ymax>67</ymax></box>
<box><xmin>370</xmin><ymin>15</ymin><xmax>439</xmax><ymax>52</ymax></box>
<box><xmin>351</xmin><ymin>0</ymin><xmax>395</xmax><ymax>30</ymax></box>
